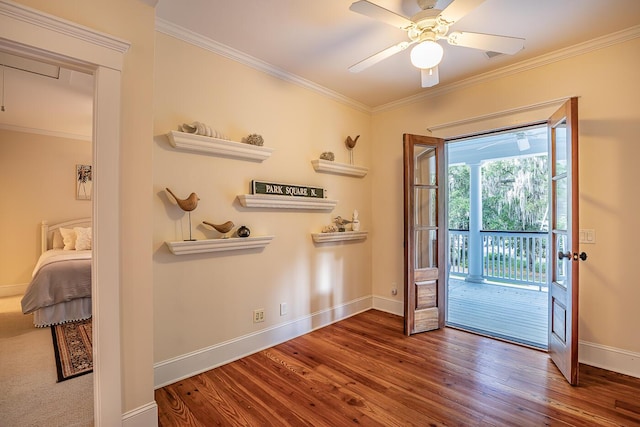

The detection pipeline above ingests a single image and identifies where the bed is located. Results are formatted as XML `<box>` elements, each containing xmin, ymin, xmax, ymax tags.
<box><xmin>21</xmin><ymin>218</ymin><xmax>92</xmax><ymax>327</ymax></box>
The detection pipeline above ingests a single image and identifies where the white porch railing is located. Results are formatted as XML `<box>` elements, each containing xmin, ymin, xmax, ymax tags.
<box><xmin>449</xmin><ymin>230</ymin><xmax>548</xmax><ymax>290</ymax></box>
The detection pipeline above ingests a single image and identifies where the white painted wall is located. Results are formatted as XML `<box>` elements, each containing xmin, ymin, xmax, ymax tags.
<box><xmin>0</xmin><ymin>129</ymin><xmax>91</xmax><ymax>288</ymax></box>
<box><xmin>153</xmin><ymin>33</ymin><xmax>373</xmax><ymax>363</ymax></box>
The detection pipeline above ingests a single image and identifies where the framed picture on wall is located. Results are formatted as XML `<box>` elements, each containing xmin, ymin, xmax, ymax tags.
<box><xmin>76</xmin><ymin>164</ymin><xmax>92</xmax><ymax>200</ymax></box>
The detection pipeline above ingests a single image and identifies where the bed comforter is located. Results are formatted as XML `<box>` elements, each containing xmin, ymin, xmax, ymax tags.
<box><xmin>21</xmin><ymin>249</ymin><xmax>91</xmax><ymax>315</ymax></box>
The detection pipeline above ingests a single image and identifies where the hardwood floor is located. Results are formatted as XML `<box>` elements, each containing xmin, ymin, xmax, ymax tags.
<box><xmin>156</xmin><ymin>310</ymin><xmax>640</xmax><ymax>426</ymax></box>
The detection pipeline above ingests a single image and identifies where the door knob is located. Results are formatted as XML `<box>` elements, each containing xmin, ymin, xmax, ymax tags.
<box><xmin>558</xmin><ymin>251</ymin><xmax>571</xmax><ymax>260</ymax></box>
<box><xmin>559</xmin><ymin>251</ymin><xmax>588</xmax><ymax>261</ymax></box>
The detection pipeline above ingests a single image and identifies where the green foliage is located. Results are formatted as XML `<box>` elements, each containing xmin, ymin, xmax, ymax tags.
<box><xmin>448</xmin><ymin>165</ymin><xmax>470</xmax><ymax>229</ymax></box>
<box><xmin>448</xmin><ymin>156</ymin><xmax>548</xmax><ymax>231</ymax></box>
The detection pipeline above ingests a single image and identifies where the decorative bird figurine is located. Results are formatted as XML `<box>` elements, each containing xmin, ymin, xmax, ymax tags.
<box><xmin>203</xmin><ymin>220</ymin><xmax>235</xmax><ymax>235</ymax></box>
<box><xmin>166</xmin><ymin>188</ymin><xmax>200</xmax><ymax>241</ymax></box>
<box><xmin>333</xmin><ymin>216</ymin><xmax>352</xmax><ymax>232</ymax></box>
<box><xmin>345</xmin><ymin>135</ymin><xmax>360</xmax><ymax>165</ymax></box>
<box><xmin>345</xmin><ymin>135</ymin><xmax>360</xmax><ymax>150</ymax></box>
<box><xmin>166</xmin><ymin>188</ymin><xmax>199</xmax><ymax>211</ymax></box>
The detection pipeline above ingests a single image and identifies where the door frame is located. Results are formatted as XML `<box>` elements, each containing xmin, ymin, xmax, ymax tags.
<box><xmin>0</xmin><ymin>2</ymin><xmax>129</xmax><ymax>423</ymax></box>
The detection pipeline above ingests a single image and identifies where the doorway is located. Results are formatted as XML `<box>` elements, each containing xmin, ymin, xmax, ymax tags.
<box><xmin>0</xmin><ymin>2</ymin><xmax>128</xmax><ymax>423</ymax></box>
<box><xmin>0</xmin><ymin>51</ymin><xmax>94</xmax><ymax>423</ymax></box>
<box><xmin>445</xmin><ymin>124</ymin><xmax>550</xmax><ymax>349</ymax></box>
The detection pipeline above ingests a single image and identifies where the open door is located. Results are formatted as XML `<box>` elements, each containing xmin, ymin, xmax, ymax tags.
<box><xmin>403</xmin><ymin>133</ymin><xmax>446</xmax><ymax>335</ymax></box>
<box><xmin>548</xmin><ymin>97</ymin><xmax>586</xmax><ymax>385</ymax></box>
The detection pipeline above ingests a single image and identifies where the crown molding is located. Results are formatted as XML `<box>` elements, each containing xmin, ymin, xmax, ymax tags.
<box><xmin>155</xmin><ymin>17</ymin><xmax>639</xmax><ymax>116</ymax></box>
<box><xmin>155</xmin><ymin>18</ymin><xmax>371</xmax><ymax>114</ymax></box>
<box><xmin>0</xmin><ymin>0</ymin><xmax>130</xmax><ymax>55</ymax></box>
<box><xmin>373</xmin><ymin>25</ymin><xmax>640</xmax><ymax>113</ymax></box>
<box><xmin>0</xmin><ymin>122</ymin><xmax>91</xmax><ymax>141</ymax></box>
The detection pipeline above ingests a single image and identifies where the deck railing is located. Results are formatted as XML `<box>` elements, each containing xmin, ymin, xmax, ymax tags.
<box><xmin>449</xmin><ymin>230</ymin><xmax>548</xmax><ymax>290</ymax></box>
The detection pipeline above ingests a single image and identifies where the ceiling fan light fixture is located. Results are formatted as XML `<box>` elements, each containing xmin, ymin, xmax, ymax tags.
<box><xmin>410</xmin><ymin>40</ymin><xmax>443</xmax><ymax>69</ymax></box>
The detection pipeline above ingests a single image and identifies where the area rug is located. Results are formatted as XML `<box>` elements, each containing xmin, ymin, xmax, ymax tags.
<box><xmin>51</xmin><ymin>318</ymin><xmax>93</xmax><ymax>382</ymax></box>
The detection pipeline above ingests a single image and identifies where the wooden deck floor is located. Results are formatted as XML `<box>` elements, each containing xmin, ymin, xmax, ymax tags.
<box><xmin>447</xmin><ymin>277</ymin><xmax>548</xmax><ymax>348</ymax></box>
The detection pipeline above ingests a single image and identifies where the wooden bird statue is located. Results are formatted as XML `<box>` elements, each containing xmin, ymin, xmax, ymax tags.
<box><xmin>203</xmin><ymin>220</ymin><xmax>235</xmax><ymax>234</ymax></box>
<box><xmin>345</xmin><ymin>135</ymin><xmax>360</xmax><ymax>164</ymax></box>
<box><xmin>333</xmin><ymin>215</ymin><xmax>352</xmax><ymax>232</ymax></box>
<box><xmin>345</xmin><ymin>135</ymin><xmax>360</xmax><ymax>150</ymax></box>
<box><xmin>166</xmin><ymin>187</ymin><xmax>200</xmax><ymax>241</ymax></box>
<box><xmin>166</xmin><ymin>188</ymin><xmax>199</xmax><ymax>211</ymax></box>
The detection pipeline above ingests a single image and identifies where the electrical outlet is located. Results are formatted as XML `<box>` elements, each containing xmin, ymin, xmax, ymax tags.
<box><xmin>280</xmin><ymin>302</ymin><xmax>288</xmax><ymax>316</ymax></box>
<box><xmin>253</xmin><ymin>309</ymin><xmax>265</xmax><ymax>323</ymax></box>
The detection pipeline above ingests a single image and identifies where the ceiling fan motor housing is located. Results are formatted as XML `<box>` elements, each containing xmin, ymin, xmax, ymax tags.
<box><xmin>408</xmin><ymin>9</ymin><xmax>449</xmax><ymax>42</ymax></box>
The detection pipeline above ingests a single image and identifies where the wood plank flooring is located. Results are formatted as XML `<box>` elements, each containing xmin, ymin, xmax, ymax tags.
<box><xmin>156</xmin><ymin>310</ymin><xmax>640</xmax><ymax>426</ymax></box>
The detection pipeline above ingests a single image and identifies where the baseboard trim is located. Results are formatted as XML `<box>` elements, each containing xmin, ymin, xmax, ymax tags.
<box><xmin>579</xmin><ymin>340</ymin><xmax>640</xmax><ymax>379</ymax></box>
<box><xmin>154</xmin><ymin>296</ymin><xmax>373</xmax><ymax>388</ymax></box>
<box><xmin>153</xmin><ymin>295</ymin><xmax>640</xmax><ymax>389</ymax></box>
<box><xmin>122</xmin><ymin>401</ymin><xmax>158</xmax><ymax>427</ymax></box>
<box><xmin>372</xmin><ymin>295</ymin><xmax>403</xmax><ymax>316</ymax></box>
<box><xmin>0</xmin><ymin>283</ymin><xmax>28</xmax><ymax>298</ymax></box>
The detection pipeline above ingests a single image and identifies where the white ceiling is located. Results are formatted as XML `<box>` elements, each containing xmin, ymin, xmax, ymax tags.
<box><xmin>155</xmin><ymin>0</ymin><xmax>640</xmax><ymax>108</ymax></box>
<box><xmin>0</xmin><ymin>55</ymin><xmax>93</xmax><ymax>140</ymax></box>
<box><xmin>1</xmin><ymin>0</ymin><xmax>639</xmax><ymax>138</ymax></box>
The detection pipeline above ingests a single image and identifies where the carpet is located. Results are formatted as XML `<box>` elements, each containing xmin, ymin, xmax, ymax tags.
<box><xmin>51</xmin><ymin>318</ymin><xmax>93</xmax><ymax>382</ymax></box>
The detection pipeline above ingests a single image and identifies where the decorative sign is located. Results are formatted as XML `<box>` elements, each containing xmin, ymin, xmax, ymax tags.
<box><xmin>252</xmin><ymin>180</ymin><xmax>325</xmax><ymax>199</ymax></box>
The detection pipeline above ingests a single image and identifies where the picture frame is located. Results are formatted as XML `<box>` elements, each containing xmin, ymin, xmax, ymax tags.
<box><xmin>76</xmin><ymin>164</ymin><xmax>92</xmax><ymax>200</ymax></box>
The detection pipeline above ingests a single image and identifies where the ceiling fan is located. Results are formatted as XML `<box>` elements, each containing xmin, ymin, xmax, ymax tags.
<box><xmin>348</xmin><ymin>0</ymin><xmax>525</xmax><ymax>87</ymax></box>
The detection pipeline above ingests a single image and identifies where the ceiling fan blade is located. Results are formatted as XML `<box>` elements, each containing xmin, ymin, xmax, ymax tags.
<box><xmin>421</xmin><ymin>66</ymin><xmax>439</xmax><ymax>88</ymax></box>
<box><xmin>349</xmin><ymin>41</ymin><xmax>412</xmax><ymax>73</ymax></box>
<box><xmin>437</xmin><ymin>0</ymin><xmax>485</xmax><ymax>25</ymax></box>
<box><xmin>349</xmin><ymin>1</ymin><xmax>414</xmax><ymax>30</ymax></box>
<box><xmin>447</xmin><ymin>31</ymin><xmax>525</xmax><ymax>54</ymax></box>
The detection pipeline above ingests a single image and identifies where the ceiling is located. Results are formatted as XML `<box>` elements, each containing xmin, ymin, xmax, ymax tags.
<box><xmin>0</xmin><ymin>52</ymin><xmax>94</xmax><ymax>140</ymax></box>
<box><xmin>1</xmin><ymin>0</ymin><xmax>638</xmax><ymax>139</ymax></box>
<box><xmin>155</xmin><ymin>0</ymin><xmax>640</xmax><ymax>108</ymax></box>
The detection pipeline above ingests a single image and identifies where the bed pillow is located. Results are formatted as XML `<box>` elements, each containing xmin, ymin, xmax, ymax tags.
<box><xmin>52</xmin><ymin>229</ymin><xmax>64</xmax><ymax>249</ymax></box>
<box><xmin>59</xmin><ymin>227</ymin><xmax>77</xmax><ymax>250</ymax></box>
<box><xmin>74</xmin><ymin>227</ymin><xmax>92</xmax><ymax>251</ymax></box>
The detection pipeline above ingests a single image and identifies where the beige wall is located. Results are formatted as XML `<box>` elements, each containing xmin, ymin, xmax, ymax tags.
<box><xmin>0</xmin><ymin>130</ymin><xmax>92</xmax><ymax>286</ymax></box>
<box><xmin>12</xmin><ymin>0</ymin><xmax>156</xmax><ymax>413</ymax></box>
<box><xmin>371</xmin><ymin>38</ymin><xmax>640</xmax><ymax>354</ymax></box>
<box><xmin>153</xmin><ymin>33</ymin><xmax>372</xmax><ymax>361</ymax></box>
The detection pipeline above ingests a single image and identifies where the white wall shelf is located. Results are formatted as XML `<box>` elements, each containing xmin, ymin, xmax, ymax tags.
<box><xmin>167</xmin><ymin>130</ymin><xmax>274</xmax><ymax>161</ymax></box>
<box><xmin>311</xmin><ymin>231</ymin><xmax>368</xmax><ymax>243</ymax></box>
<box><xmin>311</xmin><ymin>159</ymin><xmax>368</xmax><ymax>177</ymax></box>
<box><xmin>166</xmin><ymin>236</ymin><xmax>274</xmax><ymax>255</ymax></box>
<box><xmin>237</xmin><ymin>194</ymin><xmax>338</xmax><ymax>210</ymax></box>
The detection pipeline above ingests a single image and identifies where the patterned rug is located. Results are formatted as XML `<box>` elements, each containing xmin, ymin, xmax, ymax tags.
<box><xmin>51</xmin><ymin>318</ymin><xmax>93</xmax><ymax>382</ymax></box>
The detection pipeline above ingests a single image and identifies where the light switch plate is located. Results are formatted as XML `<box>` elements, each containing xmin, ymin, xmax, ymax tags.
<box><xmin>579</xmin><ymin>229</ymin><xmax>596</xmax><ymax>244</ymax></box>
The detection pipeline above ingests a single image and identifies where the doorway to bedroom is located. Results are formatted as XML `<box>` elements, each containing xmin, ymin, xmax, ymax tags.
<box><xmin>0</xmin><ymin>50</ymin><xmax>95</xmax><ymax>424</ymax></box>
<box><xmin>445</xmin><ymin>124</ymin><xmax>549</xmax><ymax>349</ymax></box>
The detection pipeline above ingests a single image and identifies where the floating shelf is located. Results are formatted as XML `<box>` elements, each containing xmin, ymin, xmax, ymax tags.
<box><xmin>312</xmin><ymin>231</ymin><xmax>368</xmax><ymax>243</ymax></box>
<box><xmin>166</xmin><ymin>236</ymin><xmax>274</xmax><ymax>255</ymax></box>
<box><xmin>311</xmin><ymin>159</ymin><xmax>368</xmax><ymax>177</ymax></box>
<box><xmin>167</xmin><ymin>130</ymin><xmax>274</xmax><ymax>161</ymax></box>
<box><xmin>237</xmin><ymin>194</ymin><xmax>338</xmax><ymax>210</ymax></box>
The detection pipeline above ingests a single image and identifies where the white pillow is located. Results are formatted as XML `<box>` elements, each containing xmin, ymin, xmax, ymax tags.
<box><xmin>52</xmin><ymin>229</ymin><xmax>64</xmax><ymax>249</ymax></box>
<box><xmin>59</xmin><ymin>227</ymin><xmax>77</xmax><ymax>250</ymax></box>
<box><xmin>74</xmin><ymin>227</ymin><xmax>92</xmax><ymax>251</ymax></box>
